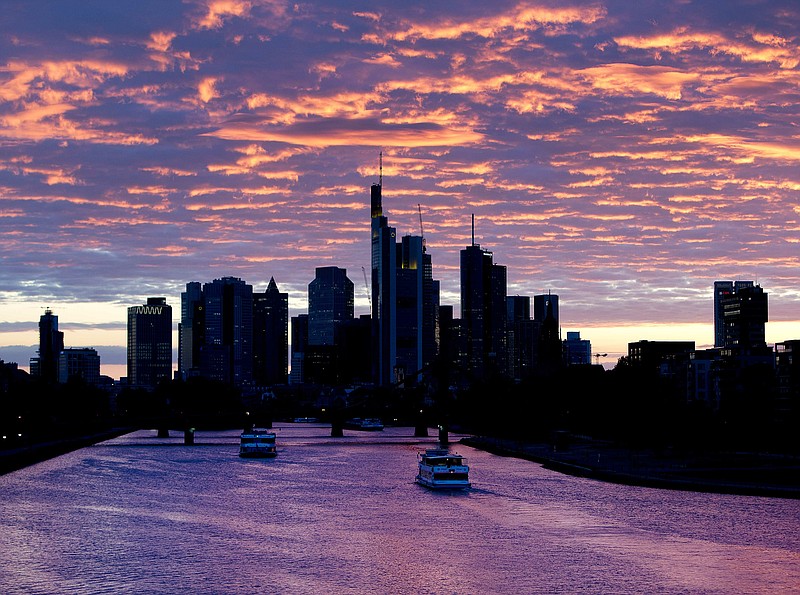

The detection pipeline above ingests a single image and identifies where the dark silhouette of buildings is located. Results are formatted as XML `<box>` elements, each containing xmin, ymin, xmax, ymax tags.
<box><xmin>59</xmin><ymin>347</ymin><xmax>101</xmax><ymax>385</ymax></box>
<box><xmin>179</xmin><ymin>277</ymin><xmax>253</xmax><ymax>386</ymax></box>
<box><xmin>30</xmin><ymin>308</ymin><xmax>64</xmax><ymax>383</ymax></box>
<box><xmin>720</xmin><ymin>283</ymin><xmax>768</xmax><ymax>352</ymax></box>
<box><xmin>253</xmin><ymin>278</ymin><xmax>288</xmax><ymax>386</ymax></box>
<box><xmin>371</xmin><ymin>169</ymin><xmax>397</xmax><ymax>386</ymax></box>
<box><xmin>714</xmin><ymin>280</ymin><xmax>755</xmax><ymax>348</ymax></box>
<box><xmin>369</xmin><ymin>160</ymin><xmax>440</xmax><ymax>385</ymax></box>
<box><xmin>127</xmin><ymin>297</ymin><xmax>172</xmax><ymax>389</ymax></box>
<box><xmin>290</xmin><ymin>314</ymin><xmax>308</xmax><ymax>385</ymax></box>
<box><xmin>460</xmin><ymin>225</ymin><xmax>508</xmax><ymax>378</ymax></box>
<box><xmin>308</xmin><ymin>266</ymin><xmax>354</xmax><ymax>346</ymax></box>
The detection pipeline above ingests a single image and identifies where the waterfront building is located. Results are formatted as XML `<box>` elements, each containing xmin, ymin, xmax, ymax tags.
<box><xmin>713</xmin><ymin>280</ymin><xmax>754</xmax><ymax>348</ymax></box>
<box><xmin>127</xmin><ymin>297</ymin><xmax>172</xmax><ymax>389</ymax></box>
<box><xmin>30</xmin><ymin>308</ymin><xmax>64</xmax><ymax>383</ymax></box>
<box><xmin>460</xmin><ymin>234</ymin><xmax>507</xmax><ymax>378</ymax></box>
<box><xmin>253</xmin><ymin>278</ymin><xmax>288</xmax><ymax>386</ymax></box>
<box><xmin>58</xmin><ymin>347</ymin><xmax>100</xmax><ymax>385</ymax></box>
<box><xmin>563</xmin><ymin>331</ymin><xmax>591</xmax><ymax>366</ymax></box>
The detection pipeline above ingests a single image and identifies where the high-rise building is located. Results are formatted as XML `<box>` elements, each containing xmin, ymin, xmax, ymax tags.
<box><xmin>507</xmin><ymin>296</ymin><xmax>536</xmax><ymax>379</ymax></box>
<box><xmin>563</xmin><ymin>331</ymin><xmax>592</xmax><ymax>366</ymax></box>
<box><xmin>460</xmin><ymin>238</ymin><xmax>507</xmax><ymax>378</ymax></box>
<box><xmin>31</xmin><ymin>308</ymin><xmax>64</xmax><ymax>383</ymax></box>
<box><xmin>290</xmin><ymin>314</ymin><xmax>308</xmax><ymax>384</ymax></box>
<box><xmin>721</xmin><ymin>283</ymin><xmax>768</xmax><ymax>352</ymax></box>
<box><xmin>534</xmin><ymin>293</ymin><xmax>561</xmax><ymax>370</ymax></box>
<box><xmin>308</xmin><ymin>266</ymin><xmax>354</xmax><ymax>346</ymax></box>
<box><xmin>371</xmin><ymin>174</ymin><xmax>397</xmax><ymax>385</ymax></box>
<box><xmin>179</xmin><ymin>281</ymin><xmax>203</xmax><ymax>376</ymax></box>
<box><xmin>58</xmin><ymin>348</ymin><xmax>101</xmax><ymax>385</ymax></box>
<box><xmin>396</xmin><ymin>235</ymin><xmax>441</xmax><ymax>381</ymax></box>
<box><xmin>714</xmin><ymin>281</ymin><xmax>754</xmax><ymax>348</ymax></box>
<box><xmin>179</xmin><ymin>278</ymin><xmax>254</xmax><ymax>386</ymax></box>
<box><xmin>253</xmin><ymin>278</ymin><xmax>289</xmax><ymax>386</ymax></box>
<box><xmin>127</xmin><ymin>297</ymin><xmax>172</xmax><ymax>388</ymax></box>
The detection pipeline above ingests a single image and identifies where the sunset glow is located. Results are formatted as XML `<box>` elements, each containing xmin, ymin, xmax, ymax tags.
<box><xmin>2</xmin><ymin>0</ymin><xmax>800</xmax><ymax>373</ymax></box>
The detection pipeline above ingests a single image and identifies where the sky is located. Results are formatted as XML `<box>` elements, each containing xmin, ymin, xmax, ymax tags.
<box><xmin>2</xmin><ymin>0</ymin><xmax>800</xmax><ymax>377</ymax></box>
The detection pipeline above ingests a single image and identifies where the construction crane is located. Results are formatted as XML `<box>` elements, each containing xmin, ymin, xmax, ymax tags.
<box><xmin>593</xmin><ymin>353</ymin><xmax>607</xmax><ymax>366</ymax></box>
<box><xmin>361</xmin><ymin>266</ymin><xmax>371</xmax><ymax>310</ymax></box>
<box><xmin>417</xmin><ymin>204</ymin><xmax>426</xmax><ymax>252</ymax></box>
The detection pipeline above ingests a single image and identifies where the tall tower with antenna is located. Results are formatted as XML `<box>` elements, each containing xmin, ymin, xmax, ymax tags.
<box><xmin>371</xmin><ymin>152</ymin><xmax>396</xmax><ymax>385</ymax></box>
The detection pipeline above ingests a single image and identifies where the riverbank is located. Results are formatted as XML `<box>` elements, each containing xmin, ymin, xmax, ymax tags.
<box><xmin>462</xmin><ymin>435</ymin><xmax>800</xmax><ymax>499</ymax></box>
<box><xmin>0</xmin><ymin>427</ymin><xmax>134</xmax><ymax>475</ymax></box>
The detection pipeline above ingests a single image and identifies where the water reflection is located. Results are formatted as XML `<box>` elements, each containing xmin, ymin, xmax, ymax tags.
<box><xmin>0</xmin><ymin>424</ymin><xmax>798</xmax><ymax>594</ymax></box>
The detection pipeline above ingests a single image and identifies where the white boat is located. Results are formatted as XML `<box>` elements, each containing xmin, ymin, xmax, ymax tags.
<box><xmin>415</xmin><ymin>448</ymin><xmax>470</xmax><ymax>489</ymax></box>
<box><xmin>239</xmin><ymin>428</ymin><xmax>277</xmax><ymax>458</ymax></box>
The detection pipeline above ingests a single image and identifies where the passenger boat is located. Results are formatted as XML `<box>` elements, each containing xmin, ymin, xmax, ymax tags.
<box><xmin>239</xmin><ymin>428</ymin><xmax>277</xmax><ymax>458</ymax></box>
<box><xmin>343</xmin><ymin>417</ymin><xmax>384</xmax><ymax>431</ymax></box>
<box><xmin>415</xmin><ymin>448</ymin><xmax>470</xmax><ymax>489</ymax></box>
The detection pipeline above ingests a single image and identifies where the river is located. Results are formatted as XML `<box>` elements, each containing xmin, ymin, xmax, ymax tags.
<box><xmin>0</xmin><ymin>424</ymin><xmax>798</xmax><ymax>594</ymax></box>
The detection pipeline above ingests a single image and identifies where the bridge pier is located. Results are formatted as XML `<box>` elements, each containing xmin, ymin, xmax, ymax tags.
<box><xmin>438</xmin><ymin>424</ymin><xmax>449</xmax><ymax>446</ymax></box>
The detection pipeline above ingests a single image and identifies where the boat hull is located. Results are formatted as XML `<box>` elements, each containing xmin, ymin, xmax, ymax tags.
<box><xmin>415</xmin><ymin>474</ymin><xmax>470</xmax><ymax>489</ymax></box>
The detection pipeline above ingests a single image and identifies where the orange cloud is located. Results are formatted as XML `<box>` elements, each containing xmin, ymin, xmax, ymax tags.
<box><xmin>579</xmin><ymin>63</ymin><xmax>701</xmax><ymax>100</ymax></box>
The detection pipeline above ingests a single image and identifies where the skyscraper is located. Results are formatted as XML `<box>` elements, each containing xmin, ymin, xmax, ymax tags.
<box><xmin>31</xmin><ymin>308</ymin><xmax>64</xmax><ymax>383</ymax></box>
<box><xmin>206</xmin><ymin>276</ymin><xmax>253</xmax><ymax>385</ymax></box>
<box><xmin>534</xmin><ymin>292</ymin><xmax>561</xmax><ymax>371</ymax></box>
<box><xmin>253</xmin><ymin>278</ymin><xmax>288</xmax><ymax>386</ymax></box>
<box><xmin>460</xmin><ymin>238</ymin><xmax>507</xmax><ymax>378</ymax></box>
<box><xmin>721</xmin><ymin>283</ymin><xmax>768</xmax><ymax>352</ymax></box>
<box><xmin>127</xmin><ymin>297</ymin><xmax>172</xmax><ymax>388</ymax></box>
<box><xmin>179</xmin><ymin>281</ymin><xmax>203</xmax><ymax>376</ymax></box>
<box><xmin>308</xmin><ymin>266</ymin><xmax>354</xmax><ymax>346</ymax></box>
<box><xmin>371</xmin><ymin>173</ymin><xmax>397</xmax><ymax>385</ymax></box>
<box><xmin>714</xmin><ymin>280</ymin><xmax>755</xmax><ymax>348</ymax></box>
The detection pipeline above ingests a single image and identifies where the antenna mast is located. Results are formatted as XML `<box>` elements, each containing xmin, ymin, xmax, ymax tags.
<box><xmin>471</xmin><ymin>213</ymin><xmax>475</xmax><ymax>246</ymax></box>
<box><xmin>379</xmin><ymin>151</ymin><xmax>383</xmax><ymax>186</ymax></box>
<box><xmin>418</xmin><ymin>204</ymin><xmax>426</xmax><ymax>252</ymax></box>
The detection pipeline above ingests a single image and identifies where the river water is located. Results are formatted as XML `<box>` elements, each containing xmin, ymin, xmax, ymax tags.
<box><xmin>0</xmin><ymin>424</ymin><xmax>798</xmax><ymax>594</ymax></box>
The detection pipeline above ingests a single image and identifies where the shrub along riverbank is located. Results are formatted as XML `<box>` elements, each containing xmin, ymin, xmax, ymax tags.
<box><xmin>462</xmin><ymin>434</ymin><xmax>800</xmax><ymax>499</ymax></box>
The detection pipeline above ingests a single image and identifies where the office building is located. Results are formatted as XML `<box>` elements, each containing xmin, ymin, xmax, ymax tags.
<box><xmin>534</xmin><ymin>293</ymin><xmax>561</xmax><ymax>371</ymax></box>
<box><xmin>461</xmin><ymin>235</ymin><xmax>507</xmax><ymax>378</ymax></box>
<box><xmin>179</xmin><ymin>281</ymin><xmax>203</xmax><ymax>376</ymax></box>
<box><xmin>58</xmin><ymin>348</ymin><xmax>100</xmax><ymax>385</ymax></box>
<box><xmin>308</xmin><ymin>266</ymin><xmax>354</xmax><ymax>346</ymax></box>
<box><xmin>179</xmin><ymin>277</ymin><xmax>253</xmax><ymax>386</ymax></box>
<box><xmin>253</xmin><ymin>278</ymin><xmax>288</xmax><ymax>386</ymax></box>
<box><xmin>563</xmin><ymin>331</ymin><xmax>591</xmax><ymax>366</ymax></box>
<box><xmin>371</xmin><ymin>172</ymin><xmax>397</xmax><ymax>385</ymax></box>
<box><xmin>714</xmin><ymin>281</ymin><xmax>754</xmax><ymax>348</ymax></box>
<box><xmin>720</xmin><ymin>283</ymin><xmax>768</xmax><ymax>352</ymax></box>
<box><xmin>290</xmin><ymin>314</ymin><xmax>308</xmax><ymax>384</ymax></box>
<box><xmin>127</xmin><ymin>297</ymin><xmax>173</xmax><ymax>388</ymax></box>
<box><xmin>30</xmin><ymin>308</ymin><xmax>64</xmax><ymax>383</ymax></box>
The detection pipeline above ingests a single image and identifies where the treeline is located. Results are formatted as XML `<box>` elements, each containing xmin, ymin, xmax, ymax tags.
<box><xmin>452</xmin><ymin>361</ymin><xmax>798</xmax><ymax>454</ymax></box>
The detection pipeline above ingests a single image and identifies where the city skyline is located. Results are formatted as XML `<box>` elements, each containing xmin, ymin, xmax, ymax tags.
<box><xmin>2</xmin><ymin>1</ymin><xmax>800</xmax><ymax>375</ymax></box>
